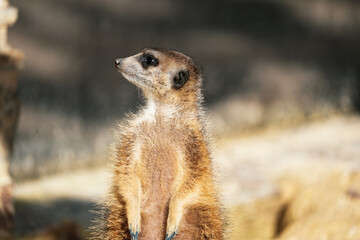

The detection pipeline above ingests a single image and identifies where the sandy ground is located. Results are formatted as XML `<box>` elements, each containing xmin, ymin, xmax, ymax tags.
<box><xmin>13</xmin><ymin>113</ymin><xmax>360</xmax><ymax>237</ymax></box>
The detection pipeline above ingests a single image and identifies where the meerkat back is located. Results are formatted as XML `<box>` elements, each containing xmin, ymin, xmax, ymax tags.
<box><xmin>94</xmin><ymin>48</ymin><xmax>225</xmax><ymax>240</ymax></box>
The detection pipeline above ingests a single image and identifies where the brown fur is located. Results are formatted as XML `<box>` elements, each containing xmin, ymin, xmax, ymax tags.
<box><xmin>94</xmin><ymin>48</ymin><xmax>225</xmax><ymax>240</ymax></box>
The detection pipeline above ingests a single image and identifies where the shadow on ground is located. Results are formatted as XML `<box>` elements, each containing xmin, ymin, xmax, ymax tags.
<box><xmin>14</xmin><ymin>198</ymin><xmax>96</xmax><ymax>238</ymax></box>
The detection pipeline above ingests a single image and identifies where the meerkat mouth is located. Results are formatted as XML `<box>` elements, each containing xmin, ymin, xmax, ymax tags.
<box><xmin>114</xmin><ymin>61</ymin><xmax>147</xmax><ymax>89</ymax></box>
<box><xmin>120</xmin><ymin>71</ymin><xmax>151</xmax><ymax>90</ymax></box>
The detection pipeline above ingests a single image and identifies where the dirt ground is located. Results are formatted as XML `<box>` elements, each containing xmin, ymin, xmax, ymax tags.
<box><xmin>9</xmin><ymin>113</ymin><xmax>360</xmax><ymax>240</ymax></box>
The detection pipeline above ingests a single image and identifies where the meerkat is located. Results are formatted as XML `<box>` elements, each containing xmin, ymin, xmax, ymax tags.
<box><xmin>99</xmin><ymin>48</ymin><xmax>225</xmax><ymax>240</ymax></box>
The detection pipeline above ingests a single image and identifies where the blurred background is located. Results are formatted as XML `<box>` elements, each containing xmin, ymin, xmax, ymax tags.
<box><xmin>0</xmin><ymin>0</ymin><xmax>359</xmax><ymax>239</ymax></box>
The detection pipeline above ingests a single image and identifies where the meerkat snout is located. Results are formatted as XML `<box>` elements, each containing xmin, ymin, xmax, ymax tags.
<box><xmin>115</xmin><ymin>58</ymin><xmax>122</xmax><ymax>67</ymax></box>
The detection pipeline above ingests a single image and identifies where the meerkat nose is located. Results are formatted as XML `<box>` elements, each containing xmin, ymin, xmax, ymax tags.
<box><xmin>115</xmin><ymin>58</ymin><xmax>122</xmax><ymax>67</ymax></box>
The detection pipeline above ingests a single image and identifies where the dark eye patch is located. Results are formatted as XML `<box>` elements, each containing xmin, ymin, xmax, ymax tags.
<box><xmin>139</xmin><ymin>54</ymin><xmax>159</xmax><ymax>69</ymax></box>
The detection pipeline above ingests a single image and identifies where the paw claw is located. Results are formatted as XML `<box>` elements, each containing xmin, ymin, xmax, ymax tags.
<box><xmin>129</xmin><ymin>225</ymin><xmax>140</xmax><ymax>240</ymax></box>
<box><xmin>165</xmin><ymin>230</ymin><xmax>178</xmax><ymax>240</ymax></box>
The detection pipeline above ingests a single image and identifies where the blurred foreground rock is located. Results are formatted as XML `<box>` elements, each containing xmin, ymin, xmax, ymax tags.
<box><xmin>277</xmin><ymin>170</ymin><xmax>360</xmax><ymax>240</ymax></box>
<box><xmin>0</xmin><ymin>0</ymin><xmax>22</xmax><ymax>232</ymax></box>
<box><xmin>215</xmin><ymin>115</ymin><xmax>360</xmax><ymax>240</ymax></box>
<box><xmin>225</xmin><ymin>169</ymin><xmax>360</xmax><ymax>240</ymax></box>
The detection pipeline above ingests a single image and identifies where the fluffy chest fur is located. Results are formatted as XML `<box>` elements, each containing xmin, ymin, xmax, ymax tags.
<box><xmin>127</xmin><ymin>108</ymin><xmax>190</xmax><ymax>237</ymax></box>
<box><xmin>134</xmin><ymin>111</ymin><xmax>187</xmax><ymax>195</ymax></box>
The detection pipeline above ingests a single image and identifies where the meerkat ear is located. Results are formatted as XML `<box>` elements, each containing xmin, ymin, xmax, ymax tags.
<box><xmin>172</xmin><ymin>70</ymin><xmax>189</xmax><ymax>89</ymax></box>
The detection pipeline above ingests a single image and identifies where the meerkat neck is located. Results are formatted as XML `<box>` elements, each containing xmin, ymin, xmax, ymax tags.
<box><xmin>144</xmin><ymin>97</ymin><xmax>200</xmax><ymax>121</ymax></box>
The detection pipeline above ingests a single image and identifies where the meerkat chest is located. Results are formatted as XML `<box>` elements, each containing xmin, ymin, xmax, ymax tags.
<box><xmin>135</xmin><ymin>108</ymin><xmax>187</xmax><ymax>151</ymax></box>
<box><xmin>134</xmin><ymin>118</ymin><xmax>185</xmax><ymax>198</ymax></box>
<box><xmin>136</xmin><ymin>119</ymin><xmax>183</xmax><ymax>165</ymax></box>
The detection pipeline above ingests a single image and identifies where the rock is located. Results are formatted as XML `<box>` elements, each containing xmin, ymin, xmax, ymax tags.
<box><xmin>214</xmin><ymin>116</ymin><xmax>360</xmax><ymax>240</ymax></box>
<box><xmin>277</xmin><ymin>170</ymin><xmax>360</xmax><ymax>240</ymax></box>
<box><xmin>228</xmin><ymin>192</ymin><xmax>285</xmax><ymax>240</ymax></box>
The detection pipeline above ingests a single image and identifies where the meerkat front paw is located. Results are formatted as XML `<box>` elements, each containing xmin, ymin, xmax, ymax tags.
<box><xmin>165</xmin><ymin>204</ymin><xmax>181</xmax><ymax>240</ymax></box>
<box><xmin>165</xmin><ymin>228</ymin><xmax>178</xmax><ymax>240</ymax></box>
<box><xmin>127</xmin><ymin>203</ymin><xmax>141</xmax><ymax>240</ymax></box>
<box><xmin>129</xmin><ymin>223</ymin><xmax>140</xmax><ymax>240</ymax></box>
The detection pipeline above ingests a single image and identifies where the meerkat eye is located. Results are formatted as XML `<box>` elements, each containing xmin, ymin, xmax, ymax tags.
<box><xmin>140</xmin><ymin>54</ymin><xmax>159</xmax><ymax>69</ymax></box>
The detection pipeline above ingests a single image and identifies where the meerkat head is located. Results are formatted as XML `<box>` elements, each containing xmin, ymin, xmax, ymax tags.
<box><xmin>115</xmin><ymin>48</ymin><xmax>201</xmax><ymax>105</ymax></box>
